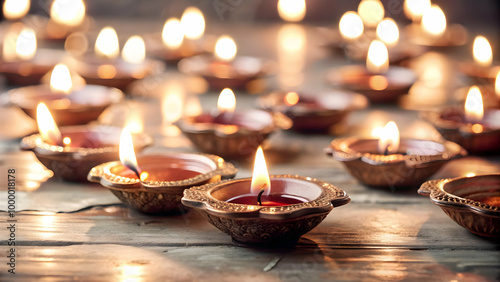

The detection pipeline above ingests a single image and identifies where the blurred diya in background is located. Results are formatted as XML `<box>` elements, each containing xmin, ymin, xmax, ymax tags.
<box><xmin>175</xmin><ymin>88</ymin><xmax>291</xmax><ymax>159</ymax></box>
<box><xmin>325</xmin><ymin>121</ymin><xmax>467</xmax><ymax>188</ymax></box>
<box><xmin>459</xmin><ymin>35</ymin><xmax>499</xmax><ymax>82</ymax></box>
<box><xmin>257</xmin><ymin>90</ymin><xmax>368</xmax><ymax>133</ymax></box>
<box><xmin>453</xmin><ymin>77</ymin><xmax>500</xmax><ymax>109</ymax></box>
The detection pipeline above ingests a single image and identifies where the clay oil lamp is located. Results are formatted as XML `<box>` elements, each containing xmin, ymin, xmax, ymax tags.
<box><xmin>459</xmin><ymin>36</ymin><xmax>499</xmax><ymax>83</ymax></box>
<box><xmin>71</xmin><ymin>27</ymin><xmax>162</xmax><ymax>90</ymax></box>
<box><xmin>88</xmin><ymin>127</ymin><xmax>237</xmax><ymax>214</ymax></box>
<box><xmin>7</xmin><ymin>63</ymin><xmax>123</xmax><ymax>126</ymax></box>
<box><xmin>178</xmin><ymin>35</ymin><xmax>274</xmax><ymax>90</ymax></box>
<box><xmin>422</xmin><ymin>86</ymin><xmax>500</xmax><ymax>154</ymax></box>
<box><xmin>419</xmin><ymin>174</ymin><xmax>500</xmax><ymax>238</ymax></box>
<box><xmin>327</xmin><ymin>39</ymin><xmax>417</xmax><ymax>103</ymax></box>
<box><xmin>175</xmin><ymin>88</ymin><xmax>291</xmax><ymax>159</ymax></box>
<box><xmin>454</xmin><ymin>74</ymin><xmax>500</xmax><ymax>109</ymax></box>
<box><xmin>182</xmin><ymin>146</ymin><xmax>350</xmax><ymax>247</ymax></box>
<box><xmin>20</xmin><ymin>104</ymin><xmax>152</xmax><ymax>182</ymax></box>
<box><xmin>257</xmin><ymin>90</ymin><xmax>368</xmax><ymax>133</ymax></box>
<box><xmin>326</xmin><ymin>121</ymin><xmax>467</xmax><ymax>188</ymax></box>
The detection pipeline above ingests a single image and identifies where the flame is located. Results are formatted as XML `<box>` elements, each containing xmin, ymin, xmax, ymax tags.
<box><xmin>404</xmin><ymin>0</ymin><xmax>430</xmax><ymax>21</ymax></box>
<box><xmin>125</xmin><ymin>107</ymin><xmax>143</xmax><ymax>134</ymax></box>
<box><xmin>119</xmin><ymin>126</ymin><xmax>141</xmax><ymax>178</ymax></box>
<box><xmin>277</xmin><ymin>24</ymin><xmax>306</xmax><ymax>88</ymax></box>
<box><xmin>162</xmin><ymin>18</ymin><xmax>184</xmax><ymax>49</ymax></box>
<box><xmin>214</xmin><ymin>35</ymin><xmax>237</xmax><ymax>62</ymax></box>
<box><xmin>378</xmin><ymin>121</ymin><xmax>400</xmax><ymax>154</ymax></box>
<box><xmin>284</xmin><ymin>91</ymin><xmax>299</xmax><ymax>106</ymax></box>
<box><xmin>339</xmin><ymin>11</ymin><xmax>364</xmax><ymax>40</ymax></box>
<box><xmin>421</xmin><ymin>5</ymin><xmax>446</xmax><ymax>37</ymax></box>
<box><xmin>251</xmin><ymin>146</ymin><xmax>271</xmax><ymax>195</ymax></box>
<box><xmin>122</xmin><ymin>35</ymin><xmax>145</xmax><ymax>64</ymax></box>
<box><xmin>376</xmin><ymin>18</ymin><xmax>399</xmax><ymax>47</ymax></box>
<box><xmin>162</xmin><ymin>86</ymin><xmax>184</xmax><ymax>125</ymax></box>
<box><xmin>95</xmin><ymin>26</ymin><xmax>119</xmax><ymax>60</ymax></box>
<box><xmin>277</xmin><ymin>0</ymin><xmax>306</xmax><ymax>22</ymax></box>
<box><xmin>464</xmin><ymin>86</ymin><xmax>484</xmax><ymax>123</ymax></box>
<box><xmin>50</xmin><ymin>0</ymin><xmax>85</xmax><ymax>27</ymax></box>
<box><xmin>36</xmin><ymin>103</ymin><xmax>62</xmax><ymax>146</ymax></box>
<box><xmin>3</xmin><ymin>0</ymin><xmax>30</xmax><ymax>20</ymax></box>
<box><xmin>180</xmin><ymin>7</ymin><xmax>205</xmax><ymax>40</ymax></box>
<box><xmin>217</xmin><ymin>88</ymin><xmax>236</xmax><ymax>113</ymax></box>
<box><xmin>50</xmin><ymin>64</ymin><xmax>73</xmax><ymax>94</ymax></box>
<box><xmin>367</xmin><ymin>40</ymin><xmax>389</xmax><ymax>74</ymax></box>
<box><xmin>63</xmin><ymin>137</ymin><xmax>71</xmax><ymax>147</ymax></box>
<box><xmin>15</xmin><ymin>27</ymin><xmax>37</xmax><ymax>61</ymax></box>
<box><xmin>495</xmin><ymin>70</ymin><xmax>500</xmax><ymax>97</ymax></box>
<box><xmin>473</xmin><ymin>36</ymin><xmax>492</xmax><ymax>67</ymax></box>
<box><xmin>358</xmin><ymin>0</ymin><xmax>384</xmax><ymax>28</ymax></box>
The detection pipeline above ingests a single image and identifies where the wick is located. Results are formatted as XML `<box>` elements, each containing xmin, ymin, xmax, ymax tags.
<box><xmin>384</xmin><ymin>145</ymin><xmax>390</xmax><ymax>156</ymax></box>
<box><xmin>126</xmin><ymin>165</ymin><xmax>141</xmax><ymax>179</ymax></box>
<box><xmin>257</xmin><ymin>189</ymin><xmax>264</xmax><ymax>206</ymax></box>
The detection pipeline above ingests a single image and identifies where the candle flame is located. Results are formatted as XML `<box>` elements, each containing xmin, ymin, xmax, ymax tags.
<box><xmin>284</xmin><ymin>91</ymin><xmax>299</xmax><ymax>106</ymax></box>
<box><xmin>214</xmin><ymin>35</ymin><xmax>237</xmax><ymax>62</ymax></box>
<box><xmin>376</xmin><ymin>18</ymin><xmax>399</xmax><ymax>47</ymax></box>
<box><xmin>277</xmin><ymin>0</ymin><xmax>306</xmax><ymax>22</ymax></box>
<box><xmin>378</xmin><ymin>121</ymin><xmax>400</xmax><ymax>154</ymax></box>
<box><xmin>180</xmin><ymin>7</ymin><xmax>205</xmax><ymax>40</ymax></box>
<box><xmin>50</xmin><ymin>0</ymin><xmax>86</xmax><ymax>27</ymax></box>
<box><xmin>3</xmin><ymin>0</ymin><xmax>30</xmax><ymax>20</ymax></box>
<box><xmin>366</xmin><ymin>40</ymin><xmax>389</xmax><ymax>74</ymax></box>
<box><xmin>15</xmin><ymin>27</ymin><xmax>37</xmax><ymax>61</ymax></box>
<box><xmin>50</xmin><ymin>64</ymin><xmax>73</xmax><ymax>94</ymax></box>
<box><xmin>217</xmin><ymin>88</ymin><xmax>236</xmax><ymax>113</ymax></box>
<box><xmin>36</xmin><ymin>103</ymin><xmax>63</xmax><ymax>146</ymax></box>
<box><xmin>251</xmin><ymin>146</ymin><xmax>271</xmax><ymax>195</ymax></box>
<box><xmin>162</xmin><ymin>18</ymin><xmax>184</xmax><ymax>49</ymax></box>
<box><xmin>404</xmin><ymin>0</ymin><xmax>430</xmax><ymax>21</ymax></box>
<box><xmin>495</xmin><ymin>70</ymin><xmax>500</xmax><ymax>98</ymax></box>
<box><xmin>421</xmin><ymin>5</ymin><xmax>446</xmax><ymax>37</ymax></box>
<box><xmin>473</xmin><ymin>36</ymin><xmax>492</xmax><ymax>67</ymax></box>
<box><xmin>339</xmin><ymin>11</ymin><xmax>364</xmax><ymax>40</ymax></box>
<box><xmin>464</xmin><ymin>86</ymin><xmax>484</xmax><ymax>123</ymax></box>
<box><xmin>119</xmin><ymin>126</ymin><xmax>141</xmax><ymax>178</ymax></box>
<box><xmin>358</xmin><ymin>0</ymin><xmax>384</xmax><ymax>28</ymax></box>
<box><xmin>95</xmin><ymin>26</ymin><xmax>119</xmax><ymax>60</ymax></box>
<box><xmin>122</xmin><ymin>35</ymin><xmax>146</xmax><ymax>64</ymax></box>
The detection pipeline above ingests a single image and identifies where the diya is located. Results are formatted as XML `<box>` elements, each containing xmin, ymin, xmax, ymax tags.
<box><xmin>459</xmin><ymin>35</ymin><xmax>499</xmax><ymax>83</ymax></box>
<box><xmin>182</xmin><ymin>147</ymin><xmax>350</xmax><ymax>247</ymax></box>
<box><xmin>419</xmin><ymin>174</ymin><xmax>500</xmax><ymax>238</ymax></box>
<box><xmin>325</xmin><ymin>121</ymin><xmax>467</xmax><ymax>188</ymax></box>
<box><xmin>88</xmin><ymin>127</ymin><xmax>237</xmax><ymax>214</ymax></box>
<box><xmin>257</xmin><ymin>90</ymin><xmax>368</xmax><ymax>133</ymax></box>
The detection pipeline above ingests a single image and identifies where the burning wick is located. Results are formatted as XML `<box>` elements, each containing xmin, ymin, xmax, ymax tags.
<box><xmin>119</xmin><ymin>127</ymin><xmax>142</xmax><ymax>179</ymax></box>
<box><xmin>257</xmin><ymin>184</ymin><xmax>267</xmax><ymax>206</ymax></box>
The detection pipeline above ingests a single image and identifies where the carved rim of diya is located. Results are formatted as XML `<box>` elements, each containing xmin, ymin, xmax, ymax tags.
<box><xmin>419</xmin><ymin>174</ymin><xmax>500</xmax><ymax>237</ymax></box>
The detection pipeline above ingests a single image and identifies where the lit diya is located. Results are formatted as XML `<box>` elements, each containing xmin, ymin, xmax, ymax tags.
<box><xmin>20</xmin><ymin>104</ymin><xmax>152</xmax><ymax>182</ymax></box>
<box><xmin>459</xmin><ymin>35</ymin><xmax>499</xmax><ymax>83</ymax></box>
<box><xmin>327</xmin><ymin>39</ymin><xmax>417</xmax><ymax>103</ymax></box>
<box><xmin>182</xmin><ymin>146</ymin><xmax>350</xmax><ymax>246</ymax></box>
<box><xmin>326</xmin><ymin>121</ymin><xmax>466</xmax><ymax>188</ymax></box>
<box><xmin>422</xmin><ymin>86</ymin><xmax>500</xmax><ymax>154</ymax></box>
<box><xmin>7</xmin><ymin>63</ymin><xmax>123</xmax><ymax>126</ymax></box>
<box><xmin>175</xmin><ymin>88</ymin><xmax>291</xmax><ymax>159</ymax></box>
<box><xmin>178</xmin><ymin>35</ymin><xmax>274</xmax><ymax>90</ymax></box>
<box><xmin>419</xmin><ymin>174</ymin><xmax>500</xmax><ymax>238</ymax></box>
<box><xmin>257</xmin><ymin>90</ymin><xmax>368</xmax><ymax>133</ymax></box>
<box><xmin>88</xmin><ymin>127</ymin><xmax>237</xmax><ymax>214</ymax></box>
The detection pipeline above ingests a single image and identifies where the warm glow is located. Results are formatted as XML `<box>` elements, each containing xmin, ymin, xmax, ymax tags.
<box><xmin>95</xmin><ymin>26</ymin><xmax>119</xmax><ymax>60</ymax></box>
<box><xmin>251</xmin><ymin>146</ymin><xmax>271</xmax><ymax>195</ymax></box>
<box><xmin>180</xmin><ymin>7</ymin><xmax>205</xmax><ymax>40</ymax></box>
<box><xmin>465</xmin><ymin>172</ymin><xmax>476</xmax><ymax>178</ymax></box>
<box><xmin>15</xmin><ymin>27</ymin><xmax>37</xmax><ymax>61</ymax></box>
<box><xmin>464</xmin><ymin>86</ymin><xmax>484</xmax><ymax>123</ymax></box>
<box><xmin>277</xmin><ymin>0</ymin><xmax>306</xmax><ymax>22</ymax></box>
<box><xmin>495</xmin><ymin>70</ymin><xmax>500</xmax><ymax>97</ymax></box>
<box><xmin>378</xmin><ymin>121</ymin><xmax>400</xmax><ymax>154</ymax></box>
<box><xmin>97</xmin><ymin>65</ymin><xmax>117</xmax><ymax>79</ymax></box>
<box><xmin>277</xmin><ymin>24</ymin><xmax>306</xmax><ymax>88</ymax></box>
<box><xmin>63</xmin><ymin>137</ymin><xmax>71</xmax><ymax>146</ymax></box>
<box><xmin>404</xmin><ymin>0</ymin><xmax>431</xmax><ymax>21</ymax></box>
<box><xmin>125</xmin><ymin>108</ymin><xmax>143</xmax><ymax>134</ymax></box>
<box><xmin>358</xmin><ymin>0</ymin><xmax>384</xmax><ymax>27</ymax></box>
<box><xmin>369</xmin><ymin>75</ymin><xmax>388</xmax><ymax>90</ymax></box>
<box><xmin>421</xmin><ymin>5</ymin><xmax>446</xmax><ymax>37</ymax></box>
<box><xmin>376</xmin><ymin>18</ymin><xmax>399</xmax><ymax>47</ymax></box>
<box><xmin>50</xmin><ymin>0</ymin><xmax>85</xmax><ymax>27</ymax></box>
<box><xmin>3</xmin><ymin>0</ymin><xmax>30</xmax><ymax>20</ymax></box>
<box><xmin>119</xmin><ymin>127</ymin><xmax>140</xmax><ymax>177</ymax></box>
<box><xmin>214</xmin><ymin>35</ymin><xmax>237</xmax><ymax>62</ymax></box>
<box><xmin>284</xmin><ymin>91</ymin><xmax>299</xmax><ymax>106</ymax></box>
<box><xmin>122</xmin><ymin>35</ymin><xmax>146</xmax><ymax>64</ymax></box>
<box><xmin>217</xmin><ymin>88</ymin><xmax>236</xmax><ymax>113</ymax></box>
<box><xmin>162</xmin><ymin>18</ymin><xmax>184</xmax><ymax>49</ymax></box>
<box><xmin>367</xmin><ymin>40</ymin><xmax>389</xmax><ymax>74</ymax></box>
<box><xmin>185</xmin><ymin>96</ymin><xmax>203</xmax><ymax>117</ymax></box>
<box><xmin>339</xmin><ymin>11</ymin><xmax>364</xmax><ymax>40</ymax></box>
<box><xmin>36</xmin><ymin>103</ymin><xmax>62</xmax><ymax>146</ymax></box>
<box><xmin>473</xmin><ymin>36</ymin><xmax>493</xmax><ymax>67</ymax></box>
<box><xmin>50</xmin><ymin>64</ymin><xmax>73</xmax><ymax>94</ymax></box>
<box><xmin>162</xmin><ymin>90</ymin><xmax>184</xmax><ymax>124</ymax></box>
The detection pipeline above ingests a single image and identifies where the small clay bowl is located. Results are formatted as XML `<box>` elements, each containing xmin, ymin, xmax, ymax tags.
<box><xmin>178</xmin><ymin>55</ymin><xmax>275</xmax><ymax>90</ymax></box>
<box><xmin>407</xmin><ymin>23</ymin><xmax>468</xmax><ymax>48</ymax></box>
<box><xmin>458</xmin><ymin>62</ymin><xmax>499</xmax><ymax>83</ymax></box>
<box><xmin>325</xmin><ymin>137</ymin><xmax>467</xmax><ymax>188</ymax></box>
<box><xmin>20</xmin><ymin>125</ymin><xmax>152</xmax><ymax>182</ymax></box>
<box><xmin>419</xmin><ymin>174</ymin><xmax>500</xmax><ymax>238</ymax></box>
<box><xmin>88</xmin><ymin>153</ymin><xmax>238</xmax><ymax>214</ymax></box>
<box><xmin>7</xmin><ymin>84</ymin><xmax>123</xmax><ymax>126</ymax></box>
<box><xmin>182</xmin><ymin>175</ymin><xmax>350</xmax><ymax>247</ymax></box>
<box><xmin>257</xmin><ymin>90</ymin><xmax>368</xmax><ymax>133</ymax></box>
<box><xmin>175</xmin><ymin>110</ymin><xmax>291</xmax><ymax>159</ymax></box>
<box><xmin>327</xmin><ymin>65</ymin><xmax>417</xmax><ymax>103</ymax></box>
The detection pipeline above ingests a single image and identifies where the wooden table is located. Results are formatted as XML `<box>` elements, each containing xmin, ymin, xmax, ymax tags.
<box><xmin>1</xmin><ymin>21</ymin><xmax>499</xmax><ymax>281</ymax></box>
